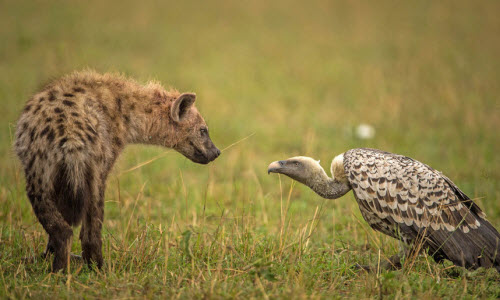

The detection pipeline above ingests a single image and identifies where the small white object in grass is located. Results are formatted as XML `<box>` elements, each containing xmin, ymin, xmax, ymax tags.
<box><xmin>355</xmin><ymin>123</ymin><xmax>375</xmax><ymax>139</ymax></box>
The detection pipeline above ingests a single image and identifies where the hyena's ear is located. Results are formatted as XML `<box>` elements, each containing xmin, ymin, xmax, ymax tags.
<box><xmin>171</xmin><ymin>93</ymin><xmax>196</xmax><ymax>122</ymax></box>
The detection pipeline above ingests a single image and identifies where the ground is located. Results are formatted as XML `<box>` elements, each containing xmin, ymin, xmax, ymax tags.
<box><xmin>1</xmin><ymin>0</ymin><xmax>499</xmax><ymax>298</ymax></box>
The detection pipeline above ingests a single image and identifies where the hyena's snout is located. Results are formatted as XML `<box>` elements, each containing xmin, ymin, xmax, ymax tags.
<box><xmin>201</xmin><ymin>140</ymin><xmax>221</xmax><ymax>164</ymax></box>
<box><xmin>207</xmin><ymin>144</ymin><xmax>221</xmax><ymax>162</ymax></box>
<box><xmin>189</xmin><ymin>139</ymin><xmax>220</xmax><ymax>164</ymax></box>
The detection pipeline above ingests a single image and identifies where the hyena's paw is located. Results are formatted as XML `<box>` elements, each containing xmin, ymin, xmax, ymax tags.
<box><xmin>51</xmin><ymin>253</ymin><xmax>68</xmax><ymax>273</ymax></box>
<box><xmin>82</xmin><ymin>243</ymin><xmax>103</xmax><ymax>269</ymax></box>
<box><xmin>50</xmin><ymin>235</ymin><xmax>73</xmax><ymax>272</ymax></box>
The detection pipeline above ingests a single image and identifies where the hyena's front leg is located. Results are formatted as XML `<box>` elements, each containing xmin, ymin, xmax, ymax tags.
<box><xmin>81</xmin><ymin>184</ymin><xmax>104</xmax><ymax>269</ymax></box>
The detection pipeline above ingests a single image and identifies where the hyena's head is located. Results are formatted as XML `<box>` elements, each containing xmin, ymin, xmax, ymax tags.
<box><xmin>168</xmin><ymin>93</ymin><xmax>220</xmax><ymax>164</ymax></box>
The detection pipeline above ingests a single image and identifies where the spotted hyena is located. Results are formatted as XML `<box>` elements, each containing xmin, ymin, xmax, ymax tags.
<box><xmin>14</xmin><ymin>70</ymin><xmax>220</xmax><ymax>272</ymax></box>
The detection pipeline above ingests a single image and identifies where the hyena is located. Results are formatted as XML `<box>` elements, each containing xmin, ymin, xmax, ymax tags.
<box><xmin>14</xmin><ymin>70</ymin><xmax>220</xmax><ymax>272</ymax></box>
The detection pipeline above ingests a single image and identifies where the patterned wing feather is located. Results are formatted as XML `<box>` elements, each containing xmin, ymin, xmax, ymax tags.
<box><xmin>343</xmin><ymin>148</ymin><xmax>500</xmax><ymax>271</ymax></box>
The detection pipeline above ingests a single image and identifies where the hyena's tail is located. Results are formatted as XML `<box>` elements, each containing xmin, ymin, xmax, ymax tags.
<box><xmin>53</xmin><ymin>138</ymin><xmax>94</xmax><ymax>226</ymax></box>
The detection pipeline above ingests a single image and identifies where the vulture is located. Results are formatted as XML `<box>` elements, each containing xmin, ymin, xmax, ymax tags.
<box><xmin>268</xmin><ymin>148</ymin><xmax>500</xmax><ymax>272</ymax></box>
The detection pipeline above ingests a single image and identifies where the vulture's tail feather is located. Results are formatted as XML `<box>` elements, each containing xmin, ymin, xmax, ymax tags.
<box><xmin>431</xmin><ymin>216</ymin><xmax>500</xmax><ymax>273</ymax></box>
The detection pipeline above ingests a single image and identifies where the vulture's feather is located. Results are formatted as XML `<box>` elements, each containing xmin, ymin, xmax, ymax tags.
<box><xmin>344</xmin><ymin>148</ymin><xmax>500</xmax><ymax>271</ymax></box>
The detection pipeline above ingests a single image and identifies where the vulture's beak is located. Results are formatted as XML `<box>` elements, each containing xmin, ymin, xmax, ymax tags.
<box><xmin>267</xmin><ymin>161</ymin><xmax>284</xmax><ymax>174</ymax></box>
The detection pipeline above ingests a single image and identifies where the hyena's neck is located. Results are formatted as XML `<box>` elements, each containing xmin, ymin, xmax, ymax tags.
<box><xmin>95</xmin><ymin>81</ymin><xmax>179</xmax><ymax>147</ymax></box>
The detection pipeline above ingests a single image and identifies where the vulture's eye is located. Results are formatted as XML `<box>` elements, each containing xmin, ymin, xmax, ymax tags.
<box><xmin>294</xmin><ymin>161</ymin><xmax>300</xmax><ymax>166</ymax></box>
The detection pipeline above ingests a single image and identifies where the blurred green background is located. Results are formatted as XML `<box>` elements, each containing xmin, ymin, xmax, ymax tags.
<box><xmin>1</xmin><ymin>0</ymin><xmax>499</xmax><ymax>298</ymax></box>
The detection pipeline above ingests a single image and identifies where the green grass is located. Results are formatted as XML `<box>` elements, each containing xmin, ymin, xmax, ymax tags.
<box><xmin>1</xmin><ymin>0</ymin><xmax>500</xmax><ymax>298</ymax></box>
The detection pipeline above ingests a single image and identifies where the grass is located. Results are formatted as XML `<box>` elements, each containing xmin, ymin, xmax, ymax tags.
<box><xmin>1</xmin><ymin>0</ymin><xmax>500</xmax><ymax>298</ymax></box>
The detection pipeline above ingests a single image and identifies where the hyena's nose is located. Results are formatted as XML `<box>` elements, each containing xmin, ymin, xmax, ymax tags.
<box><xmin>209</xmin><ymin>147</ymin><xmax>220</xmax><ymax>161</ymax></box>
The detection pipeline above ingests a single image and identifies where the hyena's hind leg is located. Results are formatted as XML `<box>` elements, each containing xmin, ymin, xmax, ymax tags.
<box><xmin>42</xmin><ymin>236</ymin><xmax>83</xmax><ymax>262</ymax></box>
<box><xmin>42</xmin><ymin>236</ymin><xmax>56</xmax><ymax>258</ymax></box>
<box><xmin>28</xmin><ymin>191</ymin><xmax>73</xmax><ymax>272</ymax></box>
<box><xmin>80</xmin><ymin>177</ymin><xmax>105</xmax><ymax>269</ymax></box>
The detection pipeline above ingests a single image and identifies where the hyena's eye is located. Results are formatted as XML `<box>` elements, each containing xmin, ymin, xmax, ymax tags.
<box><xmin>200</xmin><ymin>127</ymin><xmax>208</xmax><ymax>136</ymax></box>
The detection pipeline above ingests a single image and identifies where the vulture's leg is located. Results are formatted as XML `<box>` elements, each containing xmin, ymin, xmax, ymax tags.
<box><xmin>354</xmin><ymin>254</ymin><xmax>403</xmax><ymax>272</ymax></box>
<box><xmin>380</xmin><ymin>254</ymin><xmax>403</xmax><ymax>270</ymax></box>
<box><xmin>354</xmin><ymin>247</ymin><xmax>410</xmax><ymax>272</ymax></box>
<box><xmin>380</xmin><ymin>240</ymin><xmax>408</xmax><ymax>270</ymax></box>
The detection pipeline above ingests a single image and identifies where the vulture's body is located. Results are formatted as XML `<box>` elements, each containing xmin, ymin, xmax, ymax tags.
<box><xmin>268</xmin><ymin>148</ymin><xmax>500</xmax><ymax>272</ymax></box>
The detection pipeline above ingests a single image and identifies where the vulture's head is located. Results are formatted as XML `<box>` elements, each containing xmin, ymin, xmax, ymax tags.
<box><xmin>267</xmin><ymin>156</ymin><xmax>324</xmax><ymax>186</ymax></box>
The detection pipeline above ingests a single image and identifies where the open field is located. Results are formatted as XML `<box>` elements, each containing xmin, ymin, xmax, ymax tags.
<box><xmin>1</xmin><ymin>0</ymin><xmax>499</xmax><ymax>298</ymax></box>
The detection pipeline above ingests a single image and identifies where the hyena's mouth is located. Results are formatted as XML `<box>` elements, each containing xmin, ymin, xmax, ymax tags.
<box><xmin>189</xmin><ymin>141</ymin><xmax>210</xmax><ymax>164</ymax></box>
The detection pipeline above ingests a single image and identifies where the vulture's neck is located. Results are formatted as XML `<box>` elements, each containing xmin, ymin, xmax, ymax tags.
<box><xmin>307</xmin><ymin>165</ymin><xmax>351</xmax><ymax>200</ymax></box>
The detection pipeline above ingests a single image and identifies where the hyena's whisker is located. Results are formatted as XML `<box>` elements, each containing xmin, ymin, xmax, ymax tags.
<box><xmin>221</xmin><ymin>132</ymin><xmax>256</xmax><ymax>152</ymax></box>
<box><xmin>119</xmin><ymin>150</ymin><xmax>174</xmax><ymax>175</ymax></box>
